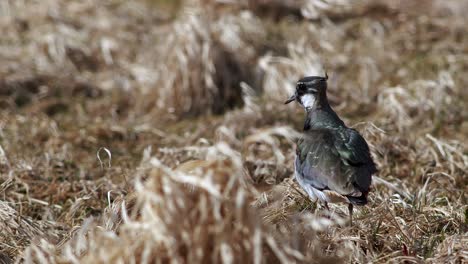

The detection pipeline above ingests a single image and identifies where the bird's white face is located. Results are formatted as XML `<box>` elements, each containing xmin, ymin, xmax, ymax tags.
<box><xmin>300</xmin><ymin>94</ymin><xmax>316</xmax><ymax>109</ymax></box>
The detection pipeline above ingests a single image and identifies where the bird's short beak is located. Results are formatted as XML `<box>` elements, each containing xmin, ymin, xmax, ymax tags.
<box><xmin>284</xmin><ymin>94</ymin><xmax>296</xmax><ymax>104</ymax></box>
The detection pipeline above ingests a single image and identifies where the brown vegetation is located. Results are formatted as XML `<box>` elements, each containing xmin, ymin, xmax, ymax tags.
<box><xmin>0</xmin><ymin>0</ymin><xmax>466</xmax><ymax>263</ymax></box>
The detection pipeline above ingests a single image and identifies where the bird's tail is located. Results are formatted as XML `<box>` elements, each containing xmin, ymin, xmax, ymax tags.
<box><xmin>346</xmin><ymin>194</ymin><xmax>368</xmax><ymax>205</ymax></box>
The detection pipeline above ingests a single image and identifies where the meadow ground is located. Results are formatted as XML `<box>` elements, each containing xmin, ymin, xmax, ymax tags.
<box><xmin>0</xmin><ymin>0</ymin><xmax>467</xmax><ymax>263</ymax></box>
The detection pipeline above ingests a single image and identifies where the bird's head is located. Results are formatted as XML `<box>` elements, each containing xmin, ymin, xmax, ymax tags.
<box><xmin>284</xmin><ymin>74</ymin><xmax>328</xmax><ymax>110</ymax></box>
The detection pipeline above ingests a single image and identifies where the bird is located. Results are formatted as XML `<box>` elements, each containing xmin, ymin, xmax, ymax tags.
<box><xmin>285</xmin><ymin>74</ymin><xmax>377</xmax><ymax>224</ymax></box>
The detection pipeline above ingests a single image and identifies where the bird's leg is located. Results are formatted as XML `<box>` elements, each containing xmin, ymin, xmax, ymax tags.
<box><xmin>348</xmin><ymin>203</ymin><xmax>353</xmax><ymax>226</ymax></box>
<box><xmin>321</xmin><ymin>201</ymin><xmax>332</xmax><ymax>220</ymax></box>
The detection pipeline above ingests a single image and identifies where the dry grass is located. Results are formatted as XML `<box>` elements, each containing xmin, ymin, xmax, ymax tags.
<box><xmin>0</xmin><ymin>0</ymin><xmax>467</xmax><ymax>263</ymax></box>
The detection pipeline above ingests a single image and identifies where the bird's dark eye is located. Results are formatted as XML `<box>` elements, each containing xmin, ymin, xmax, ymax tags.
<box><xmin>297</xmin><ymin>83</ymin><xmax>318</xmax><ymax>95</ymax></box>
<box><xmin>297</xmin><ymin>83</ymin><xmax>306</xmax><ymax>92</ymax></box>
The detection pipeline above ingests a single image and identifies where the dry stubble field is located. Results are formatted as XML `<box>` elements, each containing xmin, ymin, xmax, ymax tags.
<box><xmin>0</xmin><ymin>0</ymin><xmax>467</xmax><ymax>263</ymax></box>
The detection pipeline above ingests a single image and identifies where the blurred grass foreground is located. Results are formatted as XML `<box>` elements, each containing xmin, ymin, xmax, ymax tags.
<box><xmin>0</xmin><ymin>0</ymin><xmax>467</xmax><ymax>263</ymax></box>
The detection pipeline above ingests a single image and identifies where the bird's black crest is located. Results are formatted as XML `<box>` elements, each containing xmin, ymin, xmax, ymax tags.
<box><xmin>297</xmin><ymin>75</ymin><xmax>328</xmax><ymax>86</ymax></box>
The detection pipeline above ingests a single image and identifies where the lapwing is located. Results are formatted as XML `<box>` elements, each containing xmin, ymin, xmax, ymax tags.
<box><xmin>285</xmin><ymin>74</ymin><xmax>377</xmax><ymax>224</ymax></box>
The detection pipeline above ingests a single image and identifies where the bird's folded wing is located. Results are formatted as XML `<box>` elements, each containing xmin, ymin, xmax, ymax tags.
<box><xmin>333</xmin><ymin>128</ymin><xmax>377</xmax><ymax>192</ymax></box>
<box><xmin>296</xmin><ymin>128</ymin><xmax>376</xmax><ymax>196</ymax></box>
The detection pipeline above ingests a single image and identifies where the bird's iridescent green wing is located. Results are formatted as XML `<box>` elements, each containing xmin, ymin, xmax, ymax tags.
<box><xmin>296</xmin><ymin>131</ymin><xmax>344</xmax><ymax>192</ymax></box>
<box><xmin>296</xmin><ymin>128</ymin><xmax>376</xmax><ymax>199</ymax></box>
<box><xmin>333</xmin><ymin>128</ymin><xmax>377</xmax><ymax>193</ymax></box>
